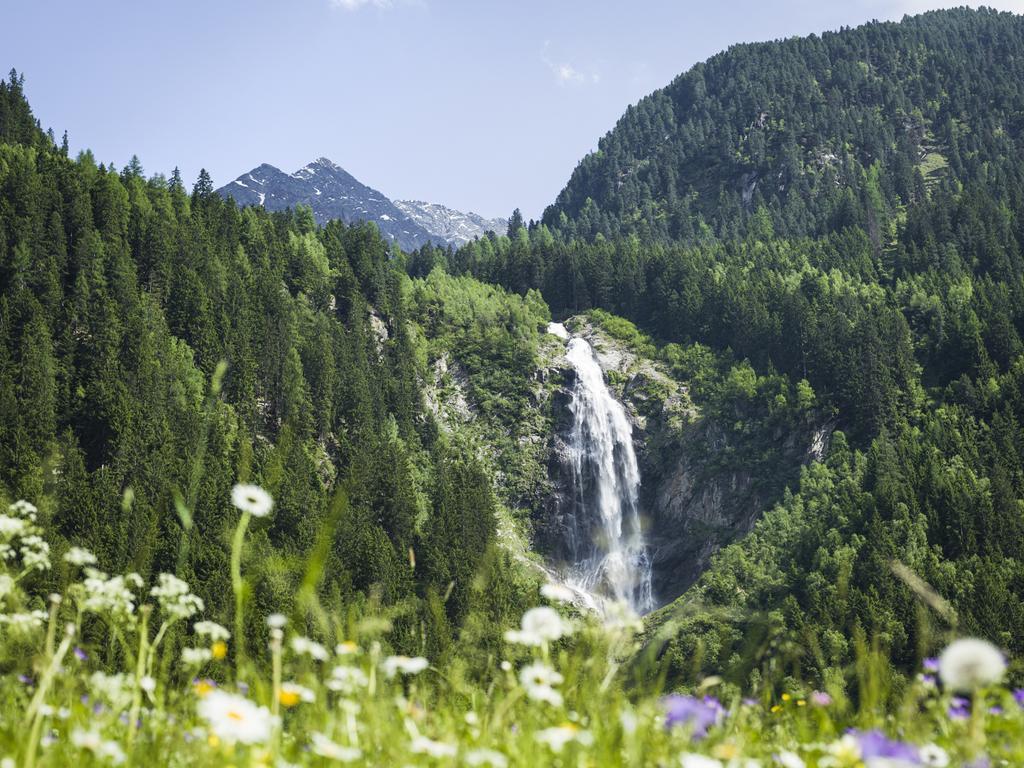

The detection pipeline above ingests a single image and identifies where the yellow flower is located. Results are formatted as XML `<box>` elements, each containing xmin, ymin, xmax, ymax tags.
<box><xmin>797</xmin><ymin>699</ymin><xmax>806</xmax><ymax>707</ymax></box>
<box><xmin>278</xmin><ymin>689</ymin><xmax>301</xmax><ymax>708</ymax></box>
<box><xmin>194</xmin><ymin>679</ymin><xmax>215</xmax><ymax>698</ymax></box>
<box><xmin>771</xmin><ymin>705</ymin><xmax>782</xmax><ymax>713</ymax></box>
<box><xmin>336</xmin><ymin>640</ymin><xmax>359</xmax><ymax>655</ymax></box>
<box><xmin>712</xmin><ymin>743</ymin><xmax>739</xmax><ymax>759</ymax></box>
<box><xmin>278</xmin><ymin>682</ymin><xmax>314</xmax><ymax>708</ymax></box>
<box><xmin>781</xmin><ymin>693</ymin><xmax>792</xmax><ymax>701</ymax></box>
<box><xmin>211</xmin><ymin>641</ymin><xmax>228</xmax><ymax>661</ymax></box>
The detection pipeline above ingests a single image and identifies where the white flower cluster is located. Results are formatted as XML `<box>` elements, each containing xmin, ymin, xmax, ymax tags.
<box><xmin>74</xmin><ymin>568</ymin><xmax>142</xmax><ymax>619</ymax></box>
<box><xmin>0</xmin><ymin>609</ymin><xmax>48</xmax><ymax>633</ymax></box>
<box><xmin>0</xmin><ymin>501</ymin><xmax>50</xmax><ymax>572</ymax></box>
<box><xmin>63</xmin><ymin>546</ymin><xmax>98</xmax><ymax>567</ymax></box>
<box><xmin>89</xmin><ymin>671</ymin><xmax>134</xmax><ymax>713</ymax></box>
<box><xmin>193</xmin><ymin>620</ymin><xmax>230</xmax><ymax>641</ymax></box>
<box><xmin>71</xmin><ymin>727</ymin><xmax>126</xmax><ymax>765</ymax></box>
<box><xmin>291</xmin><ymin>635</ymin><xmax>329</xmax><ymax>661</ymax></box>
<box><xmin>504</xmin><ymin>606</ymin><xmax>573</xmax><ymax>647</ymax></box>
<box><xmin>150</xmin><ymin>573</ymin><xmax>204</xmax><ymax>620</ymax></box>
<box><xmin>310</xmin><ymin>732</ymin><xmax>362</xmax><ymax>762</ymax></box>
<box><xmin>326</xmin><ymin>665</ymin><xmax>369</xmax><ymax>694</ymax></box>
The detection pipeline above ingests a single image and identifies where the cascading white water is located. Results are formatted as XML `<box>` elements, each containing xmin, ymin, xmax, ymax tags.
<box><xmin>548</xmin><ymin>323</ymin><xmax>654</xmax><ymax>614</ymax></box>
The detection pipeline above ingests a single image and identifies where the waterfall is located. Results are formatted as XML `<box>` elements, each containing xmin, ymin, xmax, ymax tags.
<box><xmin>549</xmin><ymin>323</ymin><xmax>654</xmax><ymax>614</ymax></box>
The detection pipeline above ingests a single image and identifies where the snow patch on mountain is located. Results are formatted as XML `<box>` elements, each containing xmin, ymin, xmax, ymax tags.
<box><xmin>393</xmin><ymin>200</ymin><xmax>508</xmax><ymax>247</ymax></box>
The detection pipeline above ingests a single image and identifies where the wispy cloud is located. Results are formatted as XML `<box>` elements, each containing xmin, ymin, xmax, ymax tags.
<box><xmin>541</xmin><ymin>41</ymin><xmax>600</xmax><ymax>86</ymax></box>
<box><xmin>330</xmin><ymin>0</ymin><xmax>394</xmax><ymax>11</ymax></box>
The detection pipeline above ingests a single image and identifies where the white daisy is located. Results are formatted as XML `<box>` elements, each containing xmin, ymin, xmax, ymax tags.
<box><xmin>519</xmin><ymin>662</ymin><xmax>564</xmax><ymax>706</ymax></box>
<box><xmin>310</xmin><ymin>732</ymin><xmax>362</xmax><ymax>762</ymax></box>
<box><xmin>382</xmin><ymin>655</ymin><xmax>429</xmax><ymax>678</ymax></box>
<box><xmin>197</xmin><ymin>690</ymin><xmax>275</xmax><ymax>744</ymax></box>
<box><xmin>918</xmin><ymin>744</ymin><xmax>950</xmax><ymax>767</ymax></box>
<box><xmin>231</xmin><ymin>484</ymin><xmax>274</xmax><ymax>517</ymax></box>
<box><xmin>535</xmin><ymin>724</ymin><xmax>593</xmax><ymax>752</ymax></box>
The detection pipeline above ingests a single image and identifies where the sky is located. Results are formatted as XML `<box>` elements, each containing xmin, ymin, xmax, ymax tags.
<box><xmin>4</xmin><ymin>0</ymin><xmax>1024</xmax><ymax>220</ymax></box>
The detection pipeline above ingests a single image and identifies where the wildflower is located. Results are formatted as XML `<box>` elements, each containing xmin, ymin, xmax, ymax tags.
<box><xmin>290</xmin><ymin>635</ymin><xmax>330</xmax><ymax>661</ymax></box>
<box><xmin>310</xmin><ymin>732</ymin><xmax>362</xmax><ymax>762</ymax></box>
<box><xmin>9</xmin><ymin>500</ymin><xmax>38</xmax><ymax>519</ymax></box>
<box><xmin>150</xmin><ymin>573</ymin><xmax>204</xmax><ymax>620</ymax></box>
<box><xmin>89</xmin><ymin>672</ymin><xmax>133</xmax><ymax>713</ymax></box>
<box><xmin>74</xmin><ymin>569</ymin><xmax>139</xmax><ymax>619</ymax></box>
<box><xmin>948</xmin><ymin>696</ymin><xmax>970</xmax><ymax>720</ymax></box>
<box><xmin>775</xmin><ymin>752</ymin><xmax>806</xmax><ymax>768</ymax></box>
<box><xmin>74</xmin><ymin>646</ymin><xmax>88</xmax><ymax>661</ymax></box>
<box><xmin>465</xmin><ymin>748</ymin><xmax>508</xmax><ymax>767</ymax></box>
<box><xmin>409</xmin><ymin>735</ymin><xmax>457</xmax><ymax>758</ymax></box>
<box><xmin>937</xmin><ymin>638</ymin><xmax>1006</xmax><ymax>692</ymax></box>
<box><xmin>0</xmin><ymin>610</ymin><xmax>48</xmax><ymax>633</ymax></box>
<box><xmin>540</xmin><ymin>583</ymin><xmax>576</xmax><ymax>604</ymax></box>
<box><xmin>534</xmin><ymin>723</ymin><xmax>593</xmax><ymax>752</ymax></box>
<box><xmin>63</xmin><ymin>547</ymin><xmax>97</xmax><ymax>567</ymax></box>
<box><xmin>140</xmin><ymin>676</ymin><xmax>156</xmax><ymax>693</ymax></box>
<box><xmin>335</xmin><ymin>640</ymin><xmax>359</xmax><ymax>655</ymax></box>
<box><xmin>821</xmin><ymin>734</ymin><xmax>861</xmax><ymax>767</ymax></box>
<box><xmin>71</xmin><ymin>727</ymin><xmax>126</xmax><ymax>764</ymax></box>
<box><xmin>919</xmin><ymin>744</ymin><xmax>950</xmax><ymax>767</ymax></box>
<box><xmin>182</xmin><ymin>647</ymin><xmax>213</xmax><ymax>666</ymax></box>
<box><xmin>852</xmin><ymin>730</ymin><xmax>919</xmax><ymax>767</ymax></box>
<box><xmin>192</xmin><ymin>678</ymin><xmax>217</xmax><ymax>697</ymax></box>
<box><xmin>663</xmin><ymin>695</ymin><xmax>723</xmax><ymax>739</ymax></box>
<box><xmin>193</xmin><ymin>620</ymin><xmax>230</xmax><ymax>641</ymax></box>
<box><xmin>382</xmin><ymin>655</ymin><xmax>429</xmax><ymax>678</ymax></box>
<box><xmin>211</xmin><ymin>641</ymin><xmax>228</xmax><ymax>660</ymax></box>
<box><xmin>923</xmin><ymin>657</ymin><xmax>939</xmax><ymax>672</ymax></box>
<box><xmin>278</xmin><ymin>682</ymin><xmax>315</xmax><ymax>707</ymax></box>
<box><xmin>231</xmin><ymin>484</ymin><xmax>274</xmax><ymax>517</ymax></box>
<box><xmin>18</xmin><ymin>535</ymin><xmax>51</xmax><ymax>571</ymax></box>
<box><xmin>197</xmin><ymin>690</ymin><xmax>275</xmax><ymax>744</ymax></box>
<box><xmin>326</xmin><ymin>666</ymin><xmax>369</xmax><ymax>695</ymax></box>
<box><xmin>504</xmin><ymin>606</ymin><xmax>571</xmax><ymax>646</ymax></box>
<box><xmin>266</xmin><ymin>613</ymin><xmax>288</xmax><ymax>629</ymax></box>
<box><xmin>1013</xmin><ymin>689</ymin><xmax>1024</xmax><ymax>707</ymax></box>
<box><xmin>679</xmin><ymin>756</ymin><xmax>724</xmax><ymax>768</ymax></box>
<box><xmin>519</xmin><ymin>662</ymin><xmax>564</xmax><ymax>706</ymax></box>
<box><xmin>0</xmin><ymin>515</ymin><xmax>27</xmax><ymax>539</ymax></box>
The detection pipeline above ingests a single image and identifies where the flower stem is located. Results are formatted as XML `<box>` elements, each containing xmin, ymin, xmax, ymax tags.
<box><xmin>231</xmin><ymin>509</ymin><xmax>252</xmax><ymax>676</ymax></box>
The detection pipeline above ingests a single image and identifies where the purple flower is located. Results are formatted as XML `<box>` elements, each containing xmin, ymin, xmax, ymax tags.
<box><xmin>853</xmin><ymin>730</ymin><xmax>920</xmax><ymax>762</ymax></box>
<box><xmin>920</xmin><ymin>674</ymin><xmax>937</xmax><ymax>687</ymax></box>
<box><xmin>948</xmin><ymin>696</ymin><xmax>971</xmax><ymax>720</ymax></box>
<box><xmin>18</xmin><ymin>674</ymin><xmax>33</xmax><ymax>686</ymax></box>
<box><xmin>811</xmin><ymin>691</ymin><xmax>833</xmax><ymax>707</ymax></box>
<box><xmin>1013</xmin><ymin>689</ymin><xmax>1024</xmax><ymax>707</ymax></box>
<box><xmin>73</xmin><ymin>647</ymin><xmax>88</xmax><ymax>661</ymax></box>
<box><xmin>923</xmin><ymin>657</ymin><xmax>939</xmax><ymax>672</ymax></box>
<box><xmin>989</xmin><ymin>705</ymin><xmax>1003</xmax><ymax>715</ymax></box>
<box><xmin>663</xmin><ymin>695</ymin><xmax>723</xmax><ymax>739</ymax></box>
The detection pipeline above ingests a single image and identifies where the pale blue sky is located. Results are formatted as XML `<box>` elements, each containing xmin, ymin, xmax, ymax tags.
<box><xmin>4</xmin><ymin>0</ymin><xmax>1023</xmax><ymax>218</ymax></box>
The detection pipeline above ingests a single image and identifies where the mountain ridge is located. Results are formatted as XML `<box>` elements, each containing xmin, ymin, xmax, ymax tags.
<box><xmin>217</xmin><ymin>157</ymin><xmax>505</xmax><ymax>251</ymax></box>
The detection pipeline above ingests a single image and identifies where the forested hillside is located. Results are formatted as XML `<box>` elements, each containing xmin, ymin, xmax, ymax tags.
<box><xmin>0</xmin><ymin>70</ymin><xmax>546</xmax><ymax>662</ymax></box>
<box><xmin>440</xmin><ymin>8</ymin><xmax>1024</xmax><ymax>686</ymax></box>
